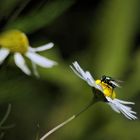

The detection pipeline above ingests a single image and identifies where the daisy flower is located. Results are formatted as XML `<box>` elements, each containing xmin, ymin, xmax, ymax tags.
<box><xmin>0</xmin><ymin>29</ymin><xmax>57</xmax><ymax>76</ymax></box>
<box><xmin>70</xmin><ymin>61</ymin><xmax>137</xmax><ymax>120</ymax></box>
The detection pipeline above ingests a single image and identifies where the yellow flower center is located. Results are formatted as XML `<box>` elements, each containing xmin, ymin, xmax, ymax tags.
<box><xmin>0</xmin><ymin>30</ymin><xmax>29</xmax><ymax>54</ymax></box>
<box><xmin>96</xmin><ymin>80</ymin><xmax>116</xmax><ymax>99</ymax></box>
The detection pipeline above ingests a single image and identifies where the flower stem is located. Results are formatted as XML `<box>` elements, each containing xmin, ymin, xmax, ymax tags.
<box><xmin>40</xmin><ymin>98</ymin><xmax>97</xmax><ymax>140</ymax></box>
<box><xmin>0</xmin><ymin>104</ymin><xmax>11</xmax><ymax>127</ymax></box>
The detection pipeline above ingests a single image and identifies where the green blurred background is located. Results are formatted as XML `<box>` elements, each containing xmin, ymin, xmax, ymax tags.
<box><xmin>0</xmin><ymin>0</ymin><xmax>140</xmax><ymax>139</ymax></box>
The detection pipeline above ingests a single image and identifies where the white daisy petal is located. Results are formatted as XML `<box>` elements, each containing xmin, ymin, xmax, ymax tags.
<box><xmin>71</xmin><ymin>61</ymin><xmax>87</xmax><ymax>80</ymax></box>
<box><xmin>113</xmin><ymin>100</ymin><xmax>137</xmax><ymax>117</ymax></box>
<box><xmin>29</xmin><ymin>43</ymin><xmax>54</xmax><ymax>52</ymax></box>
<box><xmin>14</xmin><ymin>53</ymin><xmax>31</xmax><ymax>75</ymax></box>
<box><xmin>108</xmin><ymin>103</ymin><xmax>120</xmax><ymax>113</ymax></box>
<box><xmin>115</xmin><ymin>99</ymin><xmax>135</xmax><ymax>105</ymax></box>
<box><xmin>113</xmin><ymin>100</ymin><xmax>132</xmax><ymax>110</ymax></box>
<box><xmin>85</xmin><ymin>71</ymin><xmax>96</xmax><ymax>86</ymax></box>
<box><xmin>0</xmin><ymin>48</ymin><xmax>10</xmax><ymax>64</ymax></box>
<box><xmin>120</xmin><ymin>109</ymin><xmax>132</xmax><ymax>120</ymax></box>
<box><xmin>118</xmin><ymin>104</ymin><xmax>137</xmax><ymax>120</ymax></box>
<box><xmin>70</xmin><ymin>62</ymin><xmax>92</xmax><ymax>84</ymax></box>
<box><xmin>31</xmin><ymin>61</ymin><xmax>40</xmax><ymax>78</ymax></box>
<box><xmin>70</xmin><ymin>61</ymin><xmax>102</xmax><ymax>91</ymax></box>
<box><xmin>85</xmin><ymin>71</ymin><xmax>102</xmax><ymax>90</ymax></box>
<box><xmin>70</xmin><ymin>65</ymin><xmax>85</xmax><ymax>80</ymax></box>
<box><xmin>106</xmin><ymin>97</ymin><xmax>137</xmax><ymax>120</ymax></box>
<box><xmin>26</xmin><ymin>52</ymin><xmax>57</xmax><ymax>68</ymax></box>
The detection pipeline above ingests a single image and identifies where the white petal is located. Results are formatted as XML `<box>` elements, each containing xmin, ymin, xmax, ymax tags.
<box><xmin>31</xmin><ymin>61</ymin><xmax>40</xmax><ymax>78</ymax></box>
<box><xmin>70</xmin><ymin>61</ymin><xmax>102</xmax><ymax>91</ymax></box>
<box><xmin>14</xmin><ymin>53</ymin><xmax>31</xmax><ymax>75</ymax></box>
<box><xmin>70</xmin><ymin>65</ymin><xmax>85</xmax><ymax>80</ymax></box>
<box><xmin>70</xmin><ymin>61</ymin><xmax>94</xmax><ymax>85</ymax></box>
<box><xmin>115</xmin><ymin>99</ymin><xmax>135</xmax><ymax>105</ymax></box>
<box><xmin>117</xmin><ymin>103</ymin><xmax>137</xmax><ymax>120</ymax></box>
<box><xmin>113</xmin><ymin>99</ymin><xmax>137</xmax><ymax>115</ymax></box>
<box><xmin>0</xmin><ymin>48</ymin><xmax>10</xmax><ymax>64</ymax></box>
<box><xmin>121</xmin><ymin>106</ymin><xmax>137</xmax><ymax>119</ymax></box>
<box><xmin>29</xmin><ymin>43</ymin><xmax>54</xmax><ymax>52</ymax></box>
<box><xmin>106</xmin><ymin>97</ymin><xmax>137</xmax><ymax>120</ymax></box>
<box><xmin>26</xmin><ymin>52</ymin><xmax>57</xmax><ymax>68</ymax></box>
<box><xmin>108</xmin><ymin>103</ymin><xmax>120</xmax><ymax>113</ymax></box>
<box><xmin>85</xmin><ymin>71</ymin><xmax>96</xmax><ymax>86</ymax></box>
<box><xmin>85</xmin><ymin>71</ymin><xmax>102</xmax><ymax>90</ymax></box>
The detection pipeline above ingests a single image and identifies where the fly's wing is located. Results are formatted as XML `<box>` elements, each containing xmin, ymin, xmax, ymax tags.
<box><xmin>110</xmin><ymin>79</ymin><xmax>124</xmax><ymax>88</ymax></box>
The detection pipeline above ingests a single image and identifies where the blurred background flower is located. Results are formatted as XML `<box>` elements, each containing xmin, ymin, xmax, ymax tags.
<box><xmin>0</xmin><ymin>0</ymin><xmax>140</xmax><ymax>140</ymax></box>
<box><xmin>0</xmin><ymin>30</ymin><xmax>57</xmax><ymax>76</ymax></box>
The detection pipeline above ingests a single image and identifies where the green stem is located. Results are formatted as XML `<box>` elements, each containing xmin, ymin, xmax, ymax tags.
<box><xmin>4</xmin><ymin>0</ymin><xmax>31</xmax><ymax>28</ymax></box>
<box><xmin>40</xmin><ymin>98</ymin><xmax>97</xmax><ymax>140</ymax></box>
<box><xmin>0</xmin><ymin>104</ymin><xmax>11</xmax><ymax>127</ymax></box>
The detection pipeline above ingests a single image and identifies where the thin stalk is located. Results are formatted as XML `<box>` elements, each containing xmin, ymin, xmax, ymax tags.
<box><xmin>0</xmin><ymin>104</ymin><xmax>11</xmax><ymax>127</ymax></box>
<box><xmin>40</xmin><ymin>98</ymin><xmax>97</xmax><ymax>140</ymax></box>
<box><xmin>0</xmin><ymin>104</ymin><xmax>15</xmax><ymax>130</ymax></box>
<box><xmin>4</xmin><ymin>0</ymin><xmax>31</xmax><ymax>28</ymax></box>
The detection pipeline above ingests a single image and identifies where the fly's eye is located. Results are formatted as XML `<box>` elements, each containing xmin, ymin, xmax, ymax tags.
<box><xmin>101</xmin><ymin>75</ymin><xmax>106</xmax><ymax>81</ymax></box>
<box><xmin>105</xmin><ymin>76</ymin><xmax>112</xmax><ymax>81</ymax></box>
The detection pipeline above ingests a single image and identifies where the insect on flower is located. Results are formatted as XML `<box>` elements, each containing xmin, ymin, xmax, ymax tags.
<box><xmin>70</xmin><ymin>61</ymin><xmax>137</xmax><ymax>120</ymax></box>
<box><xmin>0</xmin><ymin>29</ymin><xmax>57</xmax><ymax>76</ymax></box>
<box><xmin>101</xmin><ymin>75</ymin><xmax>122</xmax><ymax>89</ymax></box>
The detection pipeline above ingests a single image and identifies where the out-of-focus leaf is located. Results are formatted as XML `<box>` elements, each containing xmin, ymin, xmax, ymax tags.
<box><xmin>88</xmin><ymin>0</ymin><xmax>139</xmax><ymax>76</ymax></box>
<box><xmin>0</xmin><ymin>0</ymin><xmax>21</xmax><ymax>19</ymax></box>
<box><xmin>6</xmin><ymin>0</ymin><xmax>75</xmax><ymax>33</ymax></box>
<box><xmin>120</xmin><ymin>50</ymin><xmax>140</xmax><ymax>98</ymax></box>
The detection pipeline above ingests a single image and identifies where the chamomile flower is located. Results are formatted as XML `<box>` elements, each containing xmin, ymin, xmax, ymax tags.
<box><xmin>70</xmin><ymin>61</ymin><xmax>137</xmax><ymax>120</ymax></box>
<box><xmin>0</xmin><ymin>30</ymin><xmax>57</xmax><ymax>76</ymax></box>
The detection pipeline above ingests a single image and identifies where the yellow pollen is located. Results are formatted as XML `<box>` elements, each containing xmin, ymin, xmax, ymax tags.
<box><xmin>96</xmin><ymin>79</ymin><xmax>116</xmax><ymax>99</ymax></box>
<box><xmin>0</xmin><ymin>30</ymin><xmax>29</xmax><ymax>53</ymax></box>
